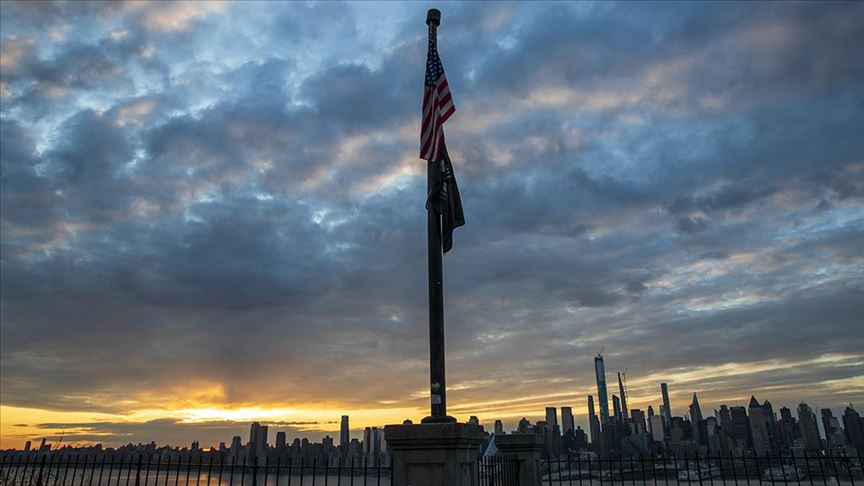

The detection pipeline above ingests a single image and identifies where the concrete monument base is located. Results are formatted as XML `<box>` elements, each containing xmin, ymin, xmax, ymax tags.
<box><xmin>384</xmin><ymin>422</ymin><xmax>485</xmax><ymax>486</ymax></box>
<box><xmin>495</xmin><ymin>433</ymin><xmax>544</xmax><ymax>486</ymax></box>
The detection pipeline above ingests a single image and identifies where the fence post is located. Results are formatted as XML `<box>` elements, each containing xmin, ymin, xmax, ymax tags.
<box><xmin>134</xmin><ymin>454</ymin><xmax>142</xmax><ymax>486</ymax></box>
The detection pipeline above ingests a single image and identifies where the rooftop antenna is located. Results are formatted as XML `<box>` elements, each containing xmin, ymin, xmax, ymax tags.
<box><xmin>597</xmin><ymin>346</ymin><xmax>605</xmax><ymax>358</ymax></box>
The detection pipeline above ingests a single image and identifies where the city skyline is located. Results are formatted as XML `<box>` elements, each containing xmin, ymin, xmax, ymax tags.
<box><xmin>4</xmin><ymin>394</ymin><xmax>862</xmax><ymax>454</ymax></box>
<box><xmin>3</xmin><ymin>368</ymin><xmax>860</xmax><ymax>450</ymax></box>
<box><xmin>2</xmin><ymin>1</ymin><xmax>863</xmax><ymax>451</ymax></box>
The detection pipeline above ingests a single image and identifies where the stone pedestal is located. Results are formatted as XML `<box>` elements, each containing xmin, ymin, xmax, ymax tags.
<box><xmin>495</xmin><ymin>433</ymin><xmax>544</xmax><ymax>486</ymax></box>
<box><xmin>384</xmin><ymin>422</ymin><xmax>485</xmax><ymax>486</ymax></box>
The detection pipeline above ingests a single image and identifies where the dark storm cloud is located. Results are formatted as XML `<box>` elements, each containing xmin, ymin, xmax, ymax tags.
<box><xmin>2</xmin><ymin>0</ymin><xmax>863</xmax><ymax>446</ymax></box>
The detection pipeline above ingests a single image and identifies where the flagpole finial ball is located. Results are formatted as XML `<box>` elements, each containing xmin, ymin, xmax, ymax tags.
<box><xmin>426</xmin><ymin>9</ymin><xmax>441</xmax><ymax>27</ymax></box>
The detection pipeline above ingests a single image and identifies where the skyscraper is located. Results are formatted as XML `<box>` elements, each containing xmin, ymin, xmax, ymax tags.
<box><xmin>820</xmin><ymin>408</ymin><xmax>846</xmax><ymax>447</ymax></box>
<box><xmin>647</xmin><ymin>405</ymin><xmax>655</xmax><ymax>435</ymax></box>
<box><xmin>545</xmin><ymin>407</ymin><xmax>558</xmax><ymax>431</ymax></box>
<box><xmin>231</xmin><ymin>435</ymin><xmax>243</xmax><ymax>459</ymax></box>
<box><xmin>690</xmin><ymin>393</ymin><xmax>703</xmax><ymax>422</ymax></box>
<box><xmin>631</xmin><ymin>409</ymin><xmax>647</xmax><ymax>435</ymax></box>
<box><xmin>649</xmin><ymin>415</ymin><xmax>665</xmax><ymax>443</ymax></box>
<box><xmin>275</xmin><ymin>432</ymin><xmax>286</xmax><ymax>457</ymax></box>
<box><xmin>340</xmin><ymin>416</ymin><xmax>350</xmax><ymax>455</ymax></box>
<box><xmin>730</xmin><ymin>406</ymin><xmax>751</xmax><ymax>450</ymax></box>
<box><xmin>842</xmin><ymin>405</ymin><xmax>864</xmax><ymax>451</ymax></box>
<box><xmin>660</xmin><ymin>383</ymin><xmax>673</xmax><ymax>428</ymax></box>
<box><xmin>561</xmin><ymin>407</ymin><xmax>575</xmax><ymax>435</ymax></box>
<box><xmin>248</xmin><ymin>422</ymin><xmax>263</xmax><ymax>460</ymax></box>
<box><xmin>777</xmin><ymin>406</ymin><xmax>798</xmax><ymax>451</ymax></box>
<box><xmin>612</xmin><ymin>395</ymin><xmax>622</xmax><ymax>422</ymax></box>
<box><xmin>617</xmin><ymin>372</ymin><xmax>629</xmax><ymax>420</ymax></box>
<box><xmin>595</xmin><ymin>354</ymin><xmax>610</xmax><ymax>425</ymax></box>
<box><xmin>748</xmin><ymin>396</ymin><xmax>770</xmax><ymax>454</ymax></box>
<box><xmin>797</xmin><ymin>403</ymin><xmax>821</xmax><ymax>451</ymax></box>
<box><xmin>718</xmin><ymin>405</ymin><xmax>732</xmax><ymax>430</ymax></box>
<box><xmin>587</xmin><ymin>395</ymin><xmax>601</xmax><ymax>445</ymax></box>
<box><xmin>494</xmin><ymin>420</ymin><xmax>504</xmax><ymax>435</ymax></box>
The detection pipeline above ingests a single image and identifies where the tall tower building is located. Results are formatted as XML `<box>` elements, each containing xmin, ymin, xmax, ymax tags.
<box><xmin>617</xmin><ymin>372</ymin><xmax>629</xmax><ymax>420</ymax></box>
<box><xmin>748</xmin><ymin>396</ymin><xmax>770</xmax><ymax>454</ymax></box>
<box><xmin>594</xmin><ymin>354</ymin><xmax>610</xmax><ymax>425</ymax></box>
<box><xmin>820</xmin><ymin>408</ymin><xmax>846</xmax><ymax>447</ymax></box>
<box><xmin>612</xmin><ymin>395</ymin><xmax>622</xmax><ymax>422</ymax></box>
<box><xmin>363</xmin><ymin>427</ymin><xmax>372</xmax><ymax>455</ymax></box>
<box><xmin>340</xmin><ymin>415</ymin><xmax>350</xmax><ymax>455</ymax></box>
<box><xmin>842</xmin><ymin>405</ymin><xmax>864</xmax><ymax>451</ymax></box>
<box><xmin>797</xmin><ymin>403</ymin><xmax>821</xmax><ymax>451</ymax></box>
<box><xmin>561</xmin><ymin>407</ymin><xmax>575</xmax><ymax>435</ymax></box>
<box><xmin>730</xmin><ymin>406</ymin><xmax>751</xmax><ymax>450</ymax></box>
<box><xmin>660</xmin><ymin>383</ymin><xmax>673</xmax><ymax>427</ymax></box>
<box><xmin>275</xmin><ymin>432</ymin><xmax>286</xmax><ymax>456</ymax></box>
<box><xmin>647</xmin><ymin>405</ymin><xmax>655</xmax><ymax>435</ymax></box>
<box><xmin>690</xmin><ymin>393</ymin><xmax>703</xmax><ymax>422</ymax></box>
<box><xmin>631</xmin><ymin>409</ymin><xmax>646</xmax><ymax>434</ymax></box>
<box><xmin>587</xmin><ymin>395</ymin><xmax>601</xmax><ymax>445</ymax></box>
<box><xmin>248</xmin><ymin>422</ymin><xmax>262</xmax><ymax>460</ymax></box>
<box><xmin>543</xmin><ymin>407</ymin><xmax>556</xmax><ymax>427</ymax></box>
<box><xmin>494</xmin><ymin>420</ymin><xmax>504</xmax><ymax>435</ymax></box>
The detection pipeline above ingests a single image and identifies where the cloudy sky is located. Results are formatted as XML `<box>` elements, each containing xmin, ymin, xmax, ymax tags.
<box><xmin>1</xmin><ymin>1</ymin><xmax>863</xmax><ymax>449</ymax></box>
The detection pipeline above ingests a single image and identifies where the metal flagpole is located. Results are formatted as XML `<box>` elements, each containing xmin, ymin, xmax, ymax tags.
<box><xmin>422</xmin><ymin>8</ymin><xmax>455</xmax><ymax>424</ymax></box>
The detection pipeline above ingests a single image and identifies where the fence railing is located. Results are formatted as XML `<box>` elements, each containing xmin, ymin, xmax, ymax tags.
<box><xmin>542</xmin><ymin>452</ymin><xmax>863</xmax><ymax>485</ymax></box>
<box><xmin>478</xmin><ymin>454</ymin><xmax>520</xmax><ymax>486</ymax></box>
<box><xmin>0</xmin><ymin>453</ymin><xmax>392</xmax><ymax>486</ymax></box>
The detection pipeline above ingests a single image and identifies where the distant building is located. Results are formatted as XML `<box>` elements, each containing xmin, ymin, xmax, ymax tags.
<box><xmin>748</xmin><ymin>396</ymin><xmax>770</xmax><ymax>454</ymax></box>
<box><xmin>468</xmin><ymin>416</ymin><xmax>480</xmax><ymax>426</ymax></box>
<box><xmin>730</xmin><ymin>406</ymin><xmax>750</xmax><ymax>451</ymax></box>
<box><xmin>248</xmin><ymin>422</ymin><xmax>262</xmax><ymax>460</ymax></box>
<box><xmin>842</xmin><ymin>406</ymin><xmax>864</xmax><ymax>452</ymax></box>
<box><xmin>617</xmin><ymin>372</ymin><xmax>629</xmax><ymax>420</ymax></box>
<box><xmin>340</xmin><ymin>416</ymin><xmax>350</xmax><ymax>455</ymax></box>
<box><xmin>595</xmin><ymin>355</ymin><xmax>610</xmax><ymax>425</ymax></box>
<box><xmin>276</xmin><ymin>432</ymin><xmax>286</xmax><ymax>456</ymax></box>
<box><xmin>561</xmin><ymin>407</ymin><xmax>574</xmax><ymax>435</ymax></box>
<box><xmin>545</xmin><ymin>407</ymin><xmax>558</xmax><ymax>431</ymax></box>
<box><xmin>820</xmin><ymin>408</ymin><xmax>846</xmax><ymax>448</ymax></box>
<box><xmin>587</xmin><ymin>396</ymin><xmax>601</xmax><ymax>445</ymax></box>
<box><xmin>797</xmin><ymin>403</ymin><xmax>821</xmax><ymax>451</ymax></box>
<box><xmin>690</xmin><ymin>393</ymin><xmax>703</xmax><ymax>423</ymax></box>
<box><xmin>517</xmin><ymin>417</ymin><xmax>530</xmax><ymax>434</ymax></box>
<box><xmin>649</xmin><ymin>415</ymin><xmax>665</xmax><ymax>443</ymax></box>
<box><xmin>660</xmin><ymin>383</ymin><xmax>673</xmax><ymax>431</ymax></box>
<box><xmin>493</xmin><ymin>420</ymin><xmax>504</xmax><ymax>436</ymax></box>
<box><xmin>231</xmin><ymin>436</ymin><xmax>243</xmax><ymax>459</ymax></box>
<box><xmin>612</xmin><ymin>395</ymin><xmax>622</xmax><ymax>422</ymax></box>
<box><xmin>777</xmin><ymin>406</ymin><xmax>798</xmax><ymax>451</ymax></box>
<box><xmin>631</xmin><ymin>409</ymin><xmax>646</xmax><ymax>435</ymax></box>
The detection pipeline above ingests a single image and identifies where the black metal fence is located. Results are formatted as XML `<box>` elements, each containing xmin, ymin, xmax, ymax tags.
<box><xmin>542</xmin><ymin>452</ymin><xmax>863</xmax><ymax>485</ymax></box>
<box><xmin>479</xmin><ymin>454</ymin><xmax>520</xmax><ymax>486</ymax></box>
<box><xmin>0</xmin><ymin>454</ymin><xmax>392</xmax><ymax>486</ymax></box>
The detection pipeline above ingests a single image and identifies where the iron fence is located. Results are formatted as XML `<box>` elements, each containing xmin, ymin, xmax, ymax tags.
<box><xmin>0</xmin><ymin>454</ymin><xmax>392</xmax><ymax>486</ymax></box>
<box><xmin>542</xmin><ymin>452</ymin><xmax>863</xmax><ymax>485</ymax></box>
<box><xmin>479</xmin><ymin>454</ymin><xmax>520</xmax><ymax>486</ymax></box>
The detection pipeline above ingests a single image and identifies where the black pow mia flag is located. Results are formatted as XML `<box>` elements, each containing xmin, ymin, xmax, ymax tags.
<box><xmin>425</xmin><ymin>143</ymin><xmax>465</xmax><ymax>253</ymax></box>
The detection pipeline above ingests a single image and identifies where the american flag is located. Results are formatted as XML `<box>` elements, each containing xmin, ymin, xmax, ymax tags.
<box><xmin>420</xmin><ymin>25</ymin><xmax>454</xmax><ymax>162</ymax></box>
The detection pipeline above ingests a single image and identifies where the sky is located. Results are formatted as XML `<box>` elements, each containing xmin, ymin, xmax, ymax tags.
<box><xmin>1</xmin><ymin>0</ymin><xmax>863</xmax><ymax>450</ymax></box>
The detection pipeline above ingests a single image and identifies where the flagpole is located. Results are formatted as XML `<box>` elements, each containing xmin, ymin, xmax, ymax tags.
<box><xmin>423</xmin><ymin>7</ymin><xmax>455</xmax><ymax>424</ymax></box>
